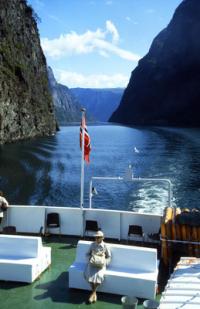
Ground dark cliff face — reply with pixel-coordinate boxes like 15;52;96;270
110;0;200;127
0;0;57;144
48;67;82;124
71;88;124;122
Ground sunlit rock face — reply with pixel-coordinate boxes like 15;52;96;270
0;0;57;144
110;0;200;127
47;67;82;125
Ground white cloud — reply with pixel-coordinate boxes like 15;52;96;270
41;21;140;62
106;20;119;44
55;69;129;88
42;29;103;57
93;39;139;61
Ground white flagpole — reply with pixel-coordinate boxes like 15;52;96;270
80;108;86;209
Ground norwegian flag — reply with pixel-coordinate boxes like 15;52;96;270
80;115;91;163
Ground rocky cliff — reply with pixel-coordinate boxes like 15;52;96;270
71;88;124;122
110;0;200;127
0;0;57;144
48;67;82;124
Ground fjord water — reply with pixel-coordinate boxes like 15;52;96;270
0;125;200;214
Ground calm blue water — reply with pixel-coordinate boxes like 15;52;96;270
0;125;200;214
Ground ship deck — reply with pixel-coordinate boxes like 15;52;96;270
0;235;162;309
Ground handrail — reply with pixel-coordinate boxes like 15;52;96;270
161;237;200;245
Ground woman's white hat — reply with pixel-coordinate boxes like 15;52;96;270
94;230;104;238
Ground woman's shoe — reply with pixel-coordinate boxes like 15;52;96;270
88;293;94;304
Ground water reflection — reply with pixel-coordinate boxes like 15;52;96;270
0;125;200;214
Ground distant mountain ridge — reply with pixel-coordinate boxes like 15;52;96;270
48;67;82;124
71;88;124;122
110;0;200;127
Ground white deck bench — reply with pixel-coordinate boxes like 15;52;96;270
68;240;158;299
0;235;51;283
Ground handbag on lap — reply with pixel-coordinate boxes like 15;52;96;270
90;252;105;268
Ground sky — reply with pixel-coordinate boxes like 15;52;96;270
28;0;183;88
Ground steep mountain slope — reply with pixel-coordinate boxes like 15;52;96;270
71;88;124;122
48;67;82;124
110;0;200;127
0;0;56;144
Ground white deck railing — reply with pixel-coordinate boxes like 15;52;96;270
1;205;161;240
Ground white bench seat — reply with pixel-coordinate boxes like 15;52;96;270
0;235;51;283
69;240;158;299
106;268;156;279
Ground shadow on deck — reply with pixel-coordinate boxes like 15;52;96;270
0;235;162;309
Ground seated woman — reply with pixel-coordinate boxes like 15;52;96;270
0;191;9;225
84;230;111;304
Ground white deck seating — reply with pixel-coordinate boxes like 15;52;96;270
68;240;158;299
0;235;51;283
